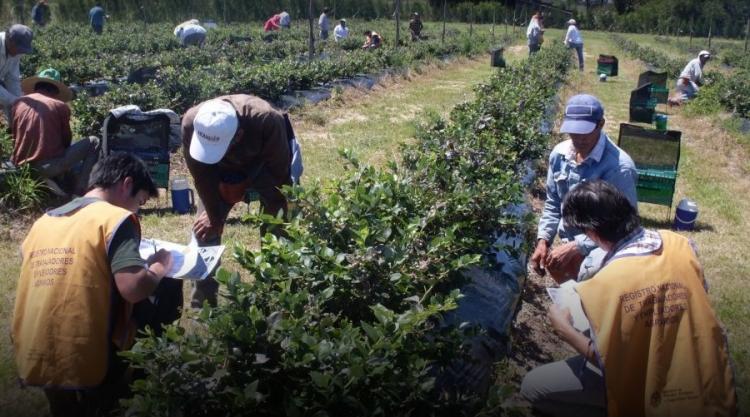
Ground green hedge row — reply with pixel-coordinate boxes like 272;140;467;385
121;44;571;417
42;22;496;138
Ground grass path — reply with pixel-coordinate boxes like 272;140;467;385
0;55;496;416
508;30;750;411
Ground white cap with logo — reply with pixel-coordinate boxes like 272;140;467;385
189;100;239;164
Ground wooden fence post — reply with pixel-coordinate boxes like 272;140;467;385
308;0;315;60
745;17;749;53
395;0;401;46
505;8;508;36
16;0;25;24
442;0;446;44
492;7;496;43
708;22;712;50
469;5;474;37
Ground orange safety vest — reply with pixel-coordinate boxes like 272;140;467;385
12;200;139;389
577;230;737;417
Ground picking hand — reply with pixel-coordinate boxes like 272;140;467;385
193;211;224;242
544;241;584;284
530;239;549;276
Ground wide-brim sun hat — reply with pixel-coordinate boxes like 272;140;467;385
567;19;576;25
189;99;239;164
560;94;605;135
698;50;711;58
21;68;73;102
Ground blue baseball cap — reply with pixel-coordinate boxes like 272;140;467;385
560;94;604;134
7;24;33;54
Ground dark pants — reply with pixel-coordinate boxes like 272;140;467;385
529;43;541;55
31;136;100;195
92;24;103;34
320;29;329;40
132;277;184;336
191;183;289;308
182;32;206;47
44;348;129;417
569;42;584;70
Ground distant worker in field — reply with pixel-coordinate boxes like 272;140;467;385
530;94;637;284
279;11;291;29
31;0;51;27
319;7;330;40
12;152;176;417
675;50;711;101
89;2;107;34
264;11;291;32
334;18;349;42
13;68;99;196
182;95;302;308
564;19;584;71
526;12;544;55
522;180;737;417
409;12;423;41
362;30;382;50
174;19;207;47
0;24;33;124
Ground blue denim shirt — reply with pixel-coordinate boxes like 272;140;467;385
537;132;638;254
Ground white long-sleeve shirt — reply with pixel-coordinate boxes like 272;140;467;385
565;25;582;45
526;17;540;37
334;24;349;41
0;32;22;109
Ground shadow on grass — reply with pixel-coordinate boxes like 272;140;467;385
641;215;715;232
139;206;183;217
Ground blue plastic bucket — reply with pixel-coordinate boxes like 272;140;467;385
673;198;698;231
170;177;194;214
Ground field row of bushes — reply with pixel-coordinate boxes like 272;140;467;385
27;21;496;83
612;34;750;119
120;44;571;417
652;35;749;69
20;22;496;139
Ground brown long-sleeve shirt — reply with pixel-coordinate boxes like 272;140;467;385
11;93;72;165
182;94;290;225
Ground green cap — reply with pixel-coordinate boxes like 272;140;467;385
37;68;62;82
21;67;73;102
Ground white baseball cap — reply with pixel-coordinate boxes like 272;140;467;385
189;100;239;164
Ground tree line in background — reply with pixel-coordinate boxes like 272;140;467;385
2;0;435;25
1;0;748;39
585;0;750;39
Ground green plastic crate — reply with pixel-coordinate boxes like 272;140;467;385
597;63;615;76
145;161;169;189
635;168;677;207
650;86;669;104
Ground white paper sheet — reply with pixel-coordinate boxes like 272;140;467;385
139;237;224;281
547;280;591;332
